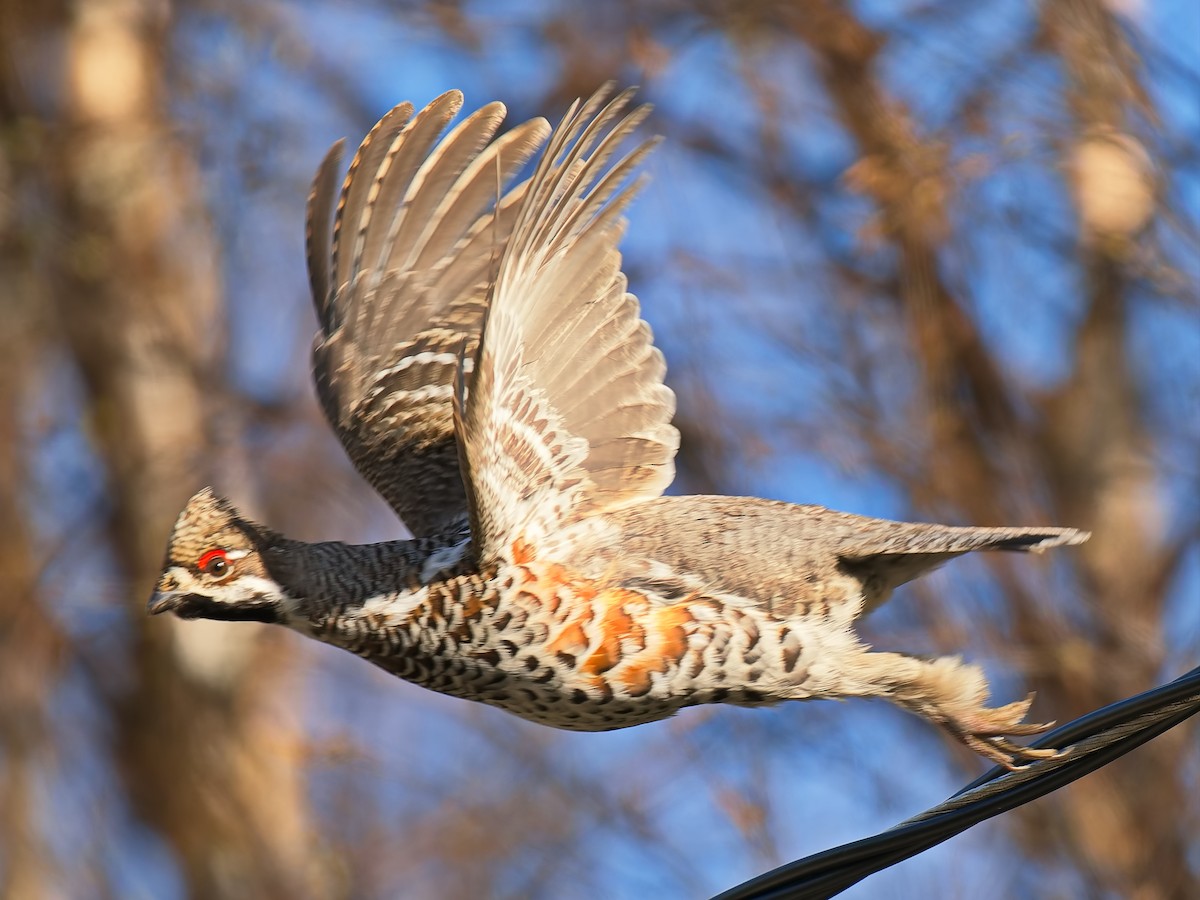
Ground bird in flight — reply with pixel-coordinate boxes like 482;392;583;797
149;87;1087;768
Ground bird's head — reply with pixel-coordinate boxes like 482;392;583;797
148;487;288;624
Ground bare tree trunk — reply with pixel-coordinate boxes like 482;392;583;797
0;0;324;895
0;147;64;900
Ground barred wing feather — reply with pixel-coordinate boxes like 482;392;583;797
307;92;550;536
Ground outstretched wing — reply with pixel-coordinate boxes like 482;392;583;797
455;87;679;565
308;92;550;536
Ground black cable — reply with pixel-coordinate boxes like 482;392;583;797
712;665;1200;900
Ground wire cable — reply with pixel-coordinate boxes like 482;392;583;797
712;665;1200;900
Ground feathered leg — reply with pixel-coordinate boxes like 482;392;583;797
830;649;1059;769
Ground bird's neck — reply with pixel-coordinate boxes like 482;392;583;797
266;529;473;631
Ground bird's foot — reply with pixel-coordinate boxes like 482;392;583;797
942;694;1061;770
847;651;1064;769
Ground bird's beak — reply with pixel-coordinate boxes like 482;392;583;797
147;591;186;616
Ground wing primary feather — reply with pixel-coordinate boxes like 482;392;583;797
331;102;414;294
359;92;464;282
357;93;464;340
356;93;468;280
426;181;530;303
363;118;547;369
306;139;345;331
512;90;601;245
525;88;641;253
548;137;659;253
409;118;550;275
382;100;507;279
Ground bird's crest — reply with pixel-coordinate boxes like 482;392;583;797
165;488;267;572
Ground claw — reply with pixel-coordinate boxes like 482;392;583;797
943;701;1061;770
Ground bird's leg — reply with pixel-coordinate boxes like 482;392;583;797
835;649;1060;769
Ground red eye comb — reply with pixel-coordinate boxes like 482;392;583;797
198;549;227;571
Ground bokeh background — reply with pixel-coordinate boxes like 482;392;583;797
2;1;1198;897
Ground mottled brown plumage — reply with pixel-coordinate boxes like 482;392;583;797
150;87;1088;769
307;92;550;537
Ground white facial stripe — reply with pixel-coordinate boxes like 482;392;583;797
226;574;286;601
167;565;193;586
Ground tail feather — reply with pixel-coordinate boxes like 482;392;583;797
952;526;1090;555
843;525;1089;612
838;523;1090;560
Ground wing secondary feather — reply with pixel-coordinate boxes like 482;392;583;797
455;86;679;565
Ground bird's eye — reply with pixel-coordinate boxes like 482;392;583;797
198;548;232;578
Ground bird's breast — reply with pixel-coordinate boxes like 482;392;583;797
328;558;842;730
406;559;818;729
